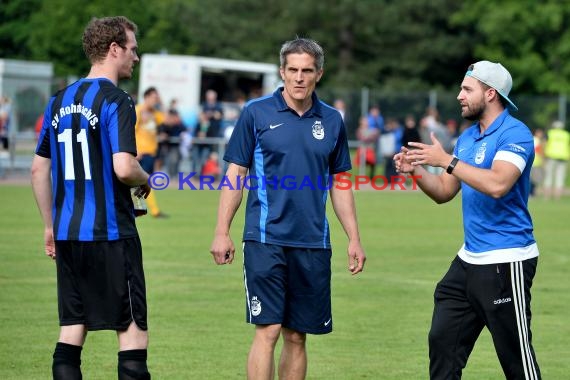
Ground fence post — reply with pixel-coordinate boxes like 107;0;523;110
558;93;567;124
429;89;437;109
361;87;369;118
359;87;369;177
218;139;225;171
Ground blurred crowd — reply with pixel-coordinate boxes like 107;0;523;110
339;98;570;196
131;87;246;182
531;120;570;199
128;87;243;217
350;102;464;182
133;88;469;188
0;95;12;153
6;86;570;200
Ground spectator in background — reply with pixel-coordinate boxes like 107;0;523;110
421;107;452;153
200;151;222;180
419;107;452;173
192;89;224;173
202;89;224;139
366;104;384;167
543;120;570;200
157;109;186;177
367;104;384;132
0;96;12;150
334;98;353;132
222;117;236;175
530;128;546;196
135;87;168;218
446;118;460;148
223;122;235;143
35;113;45;141
459;119;472;135
179;129;193;168
400;114;422;188
401;114;422;148
192;112;211;173
355;115;379;179
168;98;179;113
236;91;247;111
333;98;347;121
380;118;403;181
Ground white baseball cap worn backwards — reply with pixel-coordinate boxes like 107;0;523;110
466;61;518;111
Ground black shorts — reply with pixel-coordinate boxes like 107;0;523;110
55;237;148;331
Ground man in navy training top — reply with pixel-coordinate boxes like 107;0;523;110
32;16;152;380
210;37;366;380
395;61;541;380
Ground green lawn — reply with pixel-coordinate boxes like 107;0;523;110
0;185;568;379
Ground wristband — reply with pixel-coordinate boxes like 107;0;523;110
446;156;459;174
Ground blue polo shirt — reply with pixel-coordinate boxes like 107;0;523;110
455;109;539;264
224;87;351;248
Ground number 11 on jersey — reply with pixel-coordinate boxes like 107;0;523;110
57;128;92;180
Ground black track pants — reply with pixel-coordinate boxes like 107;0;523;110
428;256;541;380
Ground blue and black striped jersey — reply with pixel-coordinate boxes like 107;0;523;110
36;78;138;241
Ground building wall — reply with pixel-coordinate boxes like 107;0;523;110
0;59;53;132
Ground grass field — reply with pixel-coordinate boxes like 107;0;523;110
0;184;569;379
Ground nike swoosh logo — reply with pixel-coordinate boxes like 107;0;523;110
458;148;466;153
324;318;332;326
269;123;284;129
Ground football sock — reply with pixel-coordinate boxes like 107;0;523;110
52;342;82;380
118;349;150;380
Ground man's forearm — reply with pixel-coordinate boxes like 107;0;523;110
404;160;464;204
31;155;53;228
113;152;149;186
330;184;361;242
214;186;243;236
214;164;247;236
121;165;149;187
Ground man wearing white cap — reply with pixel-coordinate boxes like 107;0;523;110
394;61;541;379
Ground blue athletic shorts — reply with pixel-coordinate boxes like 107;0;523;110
243;241;332;334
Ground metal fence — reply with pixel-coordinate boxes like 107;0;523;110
0;133;374;178
2;88;569;179
317;88;569;139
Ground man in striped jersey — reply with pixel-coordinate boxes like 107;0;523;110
395;61;541;379
32;16;151;380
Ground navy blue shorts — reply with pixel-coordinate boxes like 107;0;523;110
243;241;332;334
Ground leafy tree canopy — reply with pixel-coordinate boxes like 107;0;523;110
1;0;568;95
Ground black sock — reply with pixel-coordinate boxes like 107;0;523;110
52;342;82;380
118;349;150;380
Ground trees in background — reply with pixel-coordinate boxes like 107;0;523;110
1;0;569;95
452;0;570;95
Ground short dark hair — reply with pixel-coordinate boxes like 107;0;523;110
82;16;137;64
479;82;507;108
279;38;324;71
143;87;158;98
